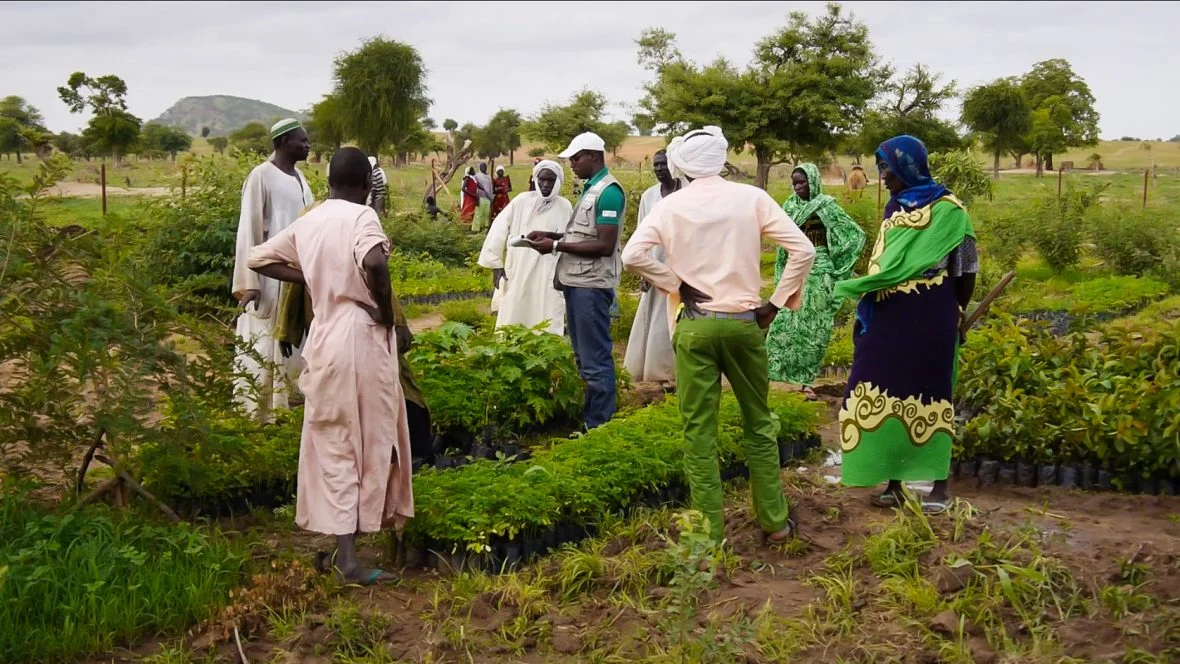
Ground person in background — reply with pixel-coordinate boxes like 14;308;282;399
425;195;447;221
473;162;494;232
765;163;865;398
477;160;571;335
248;147;413;586
460;167;478;223
624;149;684;386
231;118;314;422
525;132;626;430
368;156;388;216
835;135;977;514
621;126;816;545
527;156;542;191
491;165;512;219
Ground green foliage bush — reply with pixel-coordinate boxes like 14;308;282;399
1028;183;1104;274
1007;274;1169;315
406;392;823;553
611;291;641;343
1088;206;1180;285
440;299;495;331
0;494;246;662
958;314;1180;480
929;149;993;205
407;322;583;436
385;212;483;267
390;251;487;298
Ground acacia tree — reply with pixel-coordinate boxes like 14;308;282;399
332;36;430;160
857;64;961;157
961;78;1031;179
1021;58;1099;170
57;72;141;164
208;136;229;155
521;89;628;155
638;3;887;189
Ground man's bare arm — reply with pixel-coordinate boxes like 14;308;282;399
361;244;395;328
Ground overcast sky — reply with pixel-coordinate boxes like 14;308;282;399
4;1;1176;140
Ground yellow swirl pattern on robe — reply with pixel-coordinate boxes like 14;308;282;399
866;195;965;276
838;382;954;452
876;272;947;301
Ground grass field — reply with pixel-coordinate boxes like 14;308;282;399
2;137;1175;195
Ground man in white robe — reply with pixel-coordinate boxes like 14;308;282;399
477;160;570;335
231;118;315;422
624;149;685;384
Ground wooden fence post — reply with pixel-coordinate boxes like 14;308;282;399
1143;168;1149;209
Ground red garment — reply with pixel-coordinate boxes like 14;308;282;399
460;176;478;222
491;175;512;219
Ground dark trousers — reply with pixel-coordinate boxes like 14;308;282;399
564;286;617;429
406;400;434;461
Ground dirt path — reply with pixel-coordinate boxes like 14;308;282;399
45;182;172;197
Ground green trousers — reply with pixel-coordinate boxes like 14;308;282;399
674;316;790;542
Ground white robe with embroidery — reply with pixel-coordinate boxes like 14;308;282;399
477;192;571;335
231;160;315;421
624;184;677;383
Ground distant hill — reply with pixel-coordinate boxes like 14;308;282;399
150;95;305;137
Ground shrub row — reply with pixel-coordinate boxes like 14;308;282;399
403;392;824;565
956;313;1180;490
389;250;487;299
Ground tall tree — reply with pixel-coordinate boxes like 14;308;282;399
442;118;458;132
332;36;430;159
0;96;47;163
480;109;523;164
208;136;229;155
1024;99;1071;177
857;63;961;157
960;78;1031;179
521;89;628;154
57;72;140;164
306;94;346;162
1020;58;1099;170
141;123;192;160
200;126;211;138
227;122;270;156
638;3;887;188
631;112;655;137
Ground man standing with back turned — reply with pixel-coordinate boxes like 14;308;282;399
526;132;626;429
622;126;816;544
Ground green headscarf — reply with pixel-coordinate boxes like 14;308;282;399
833;195;974;301
776;164;865;280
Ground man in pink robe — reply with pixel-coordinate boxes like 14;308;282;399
248;147;413;585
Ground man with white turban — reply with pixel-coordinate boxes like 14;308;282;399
478;160;571;335
621;126;817;544
232;118;315;422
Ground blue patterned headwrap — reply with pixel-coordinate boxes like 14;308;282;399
875;135;950;218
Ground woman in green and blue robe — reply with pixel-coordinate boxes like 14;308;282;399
766;163;866;395
835;136;977;512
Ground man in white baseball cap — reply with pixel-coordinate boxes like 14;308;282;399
526;131;626;429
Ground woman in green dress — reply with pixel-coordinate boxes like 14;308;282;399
766;163;866;397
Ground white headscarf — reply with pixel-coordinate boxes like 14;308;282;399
495;165;505;176
531;159;564;214
667;125;728;180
